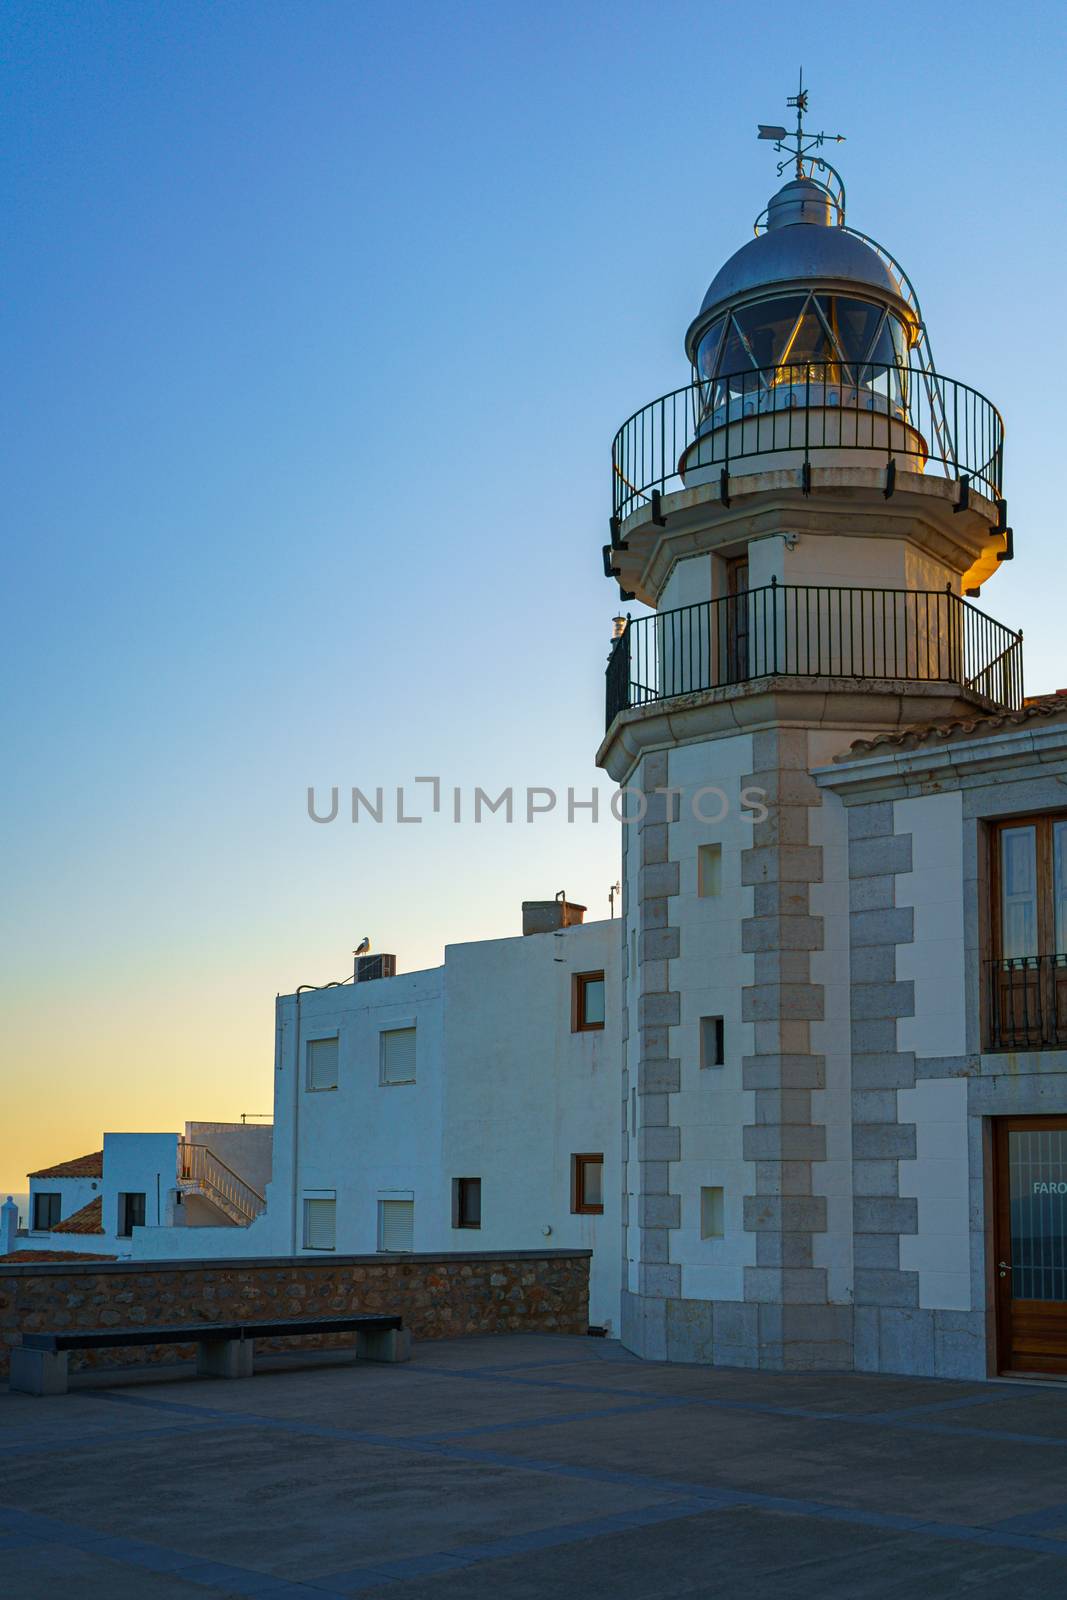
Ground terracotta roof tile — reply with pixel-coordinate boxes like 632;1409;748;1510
52;1197;104;1235
28;1150;103;1180
0;1250;117;1263
837;692;1067;761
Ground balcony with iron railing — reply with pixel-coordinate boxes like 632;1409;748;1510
611;361;1004;527
605;581;1023;731
986;956;1067;1052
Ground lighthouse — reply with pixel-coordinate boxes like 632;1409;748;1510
600;83;1021;1370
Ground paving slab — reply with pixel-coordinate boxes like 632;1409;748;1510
2;1332;1066;1599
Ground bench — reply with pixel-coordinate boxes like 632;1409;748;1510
9;1313;411;1396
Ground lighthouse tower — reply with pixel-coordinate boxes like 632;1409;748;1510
600;85;1020;1369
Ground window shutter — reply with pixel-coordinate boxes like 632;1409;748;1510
379;1198;414;1252
307;1037;339;1090
304;1197;336;1250
381;1027;416;1084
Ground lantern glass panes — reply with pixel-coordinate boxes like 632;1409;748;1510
696;292;912;418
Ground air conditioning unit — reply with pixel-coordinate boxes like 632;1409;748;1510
355;953;397;983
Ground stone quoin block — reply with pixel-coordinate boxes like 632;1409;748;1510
846;801;895;840
849;834;913;879
853;1269;920;1308
849;907;915;947
853;1196;919;1235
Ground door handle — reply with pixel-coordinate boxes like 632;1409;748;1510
998;1260;1010;1278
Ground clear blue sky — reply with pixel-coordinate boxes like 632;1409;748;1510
2;0;1065;1190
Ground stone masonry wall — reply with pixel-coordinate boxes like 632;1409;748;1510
0;1249;591;1378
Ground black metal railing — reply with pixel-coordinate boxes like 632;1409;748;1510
611;363;1004;524
605;581;1023;729
987;956;1067;1051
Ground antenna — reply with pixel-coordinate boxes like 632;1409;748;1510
757;69;845;184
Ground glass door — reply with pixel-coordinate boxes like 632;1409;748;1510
994;1116;1067;1375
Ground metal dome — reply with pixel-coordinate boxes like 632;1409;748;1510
684;180;912;362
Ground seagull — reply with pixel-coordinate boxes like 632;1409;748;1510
354;937;371;957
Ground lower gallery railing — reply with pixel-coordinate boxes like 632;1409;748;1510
605;581;1023;729
987;956;1067;1052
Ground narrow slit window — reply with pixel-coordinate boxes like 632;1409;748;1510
698;843;722;898
700;1016;725;1068
700;1186;725;1239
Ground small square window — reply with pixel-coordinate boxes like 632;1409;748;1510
452;1177;481;1229
574;972;606;1031
700;1016;725;1068
378;1198;414;1252
572;1154;604;1214
698;843;722;897
304;1196;336;1250
307;1036;339;1091
381;1027;416;1084
700;1186;724;1239
33;1192;61;1231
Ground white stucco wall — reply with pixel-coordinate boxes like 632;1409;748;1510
442;921;620;1328
808;728;859;1305
894;792;966;1060
185;1122;273;1199
104;1132;180;1237
659;554;713;613
667;733;757;1301
898;1076;971;1311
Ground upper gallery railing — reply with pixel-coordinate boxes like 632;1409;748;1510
605;581;1023;730
611;362;1004;525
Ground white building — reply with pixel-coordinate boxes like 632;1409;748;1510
8;1121;272;1258
125;903;622;1329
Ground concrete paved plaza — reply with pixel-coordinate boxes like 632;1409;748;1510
2;1333;1067;1598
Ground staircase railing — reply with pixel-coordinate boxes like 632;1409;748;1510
178;1142;265;1224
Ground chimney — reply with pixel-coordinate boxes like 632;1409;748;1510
355;954;397;982
521;896;587;937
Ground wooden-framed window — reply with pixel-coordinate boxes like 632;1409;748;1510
571;1153;604;1214
452;1177;481;1229
33;1192;61;1230
573;972;605;1032
987;814;1067;1050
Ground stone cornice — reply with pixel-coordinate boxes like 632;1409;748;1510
812;719;1067;802
596;678;998;785
612;465;1003;607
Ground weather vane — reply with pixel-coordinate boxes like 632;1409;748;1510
757;69;845;182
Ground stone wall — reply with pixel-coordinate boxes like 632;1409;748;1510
0;1248;591;1378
